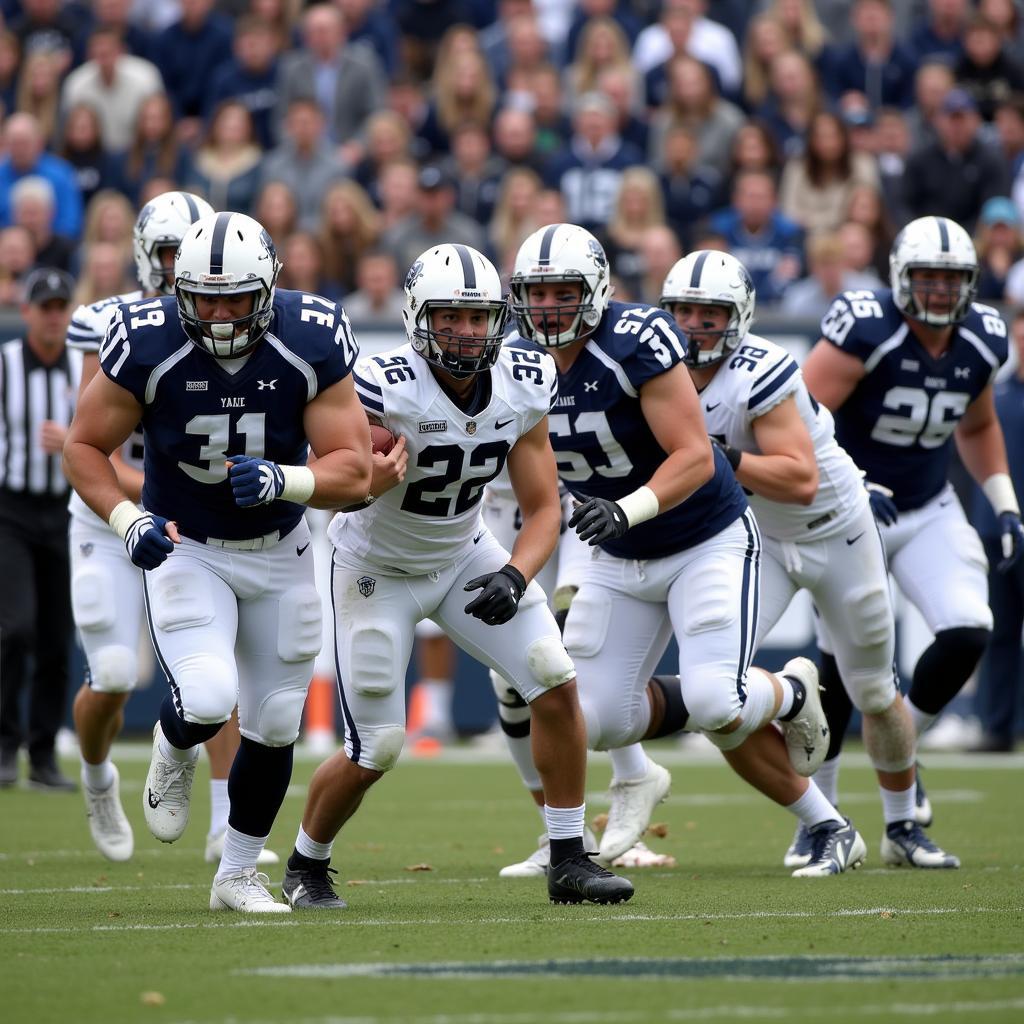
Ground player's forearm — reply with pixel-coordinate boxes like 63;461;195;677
63;441;132;520
508;501;561;583
957;420;1010;488
304;448;373;509
735;453;818;506
645;441;714;514
111;455;144;504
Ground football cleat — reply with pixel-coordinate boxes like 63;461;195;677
782;821;814;869
142;723;197;843
914;762;934;827
880;820;960;869
205;828;280;866
499;828;598;878
282;863;348;909
84;764;133;862
778;657;830;777
548;852;634;904
210;868;291;912
791;817;867;877
598;758;671;864
610;840;677;869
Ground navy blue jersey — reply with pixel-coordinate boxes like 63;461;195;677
99;289;357;540
820;288;1008;511
517;299;747;560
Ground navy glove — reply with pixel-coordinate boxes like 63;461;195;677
866;482;898;526
710;436;742;471
464;564;527;625
997;511;1024;573
124;513;174;570
569;496;629;546
226;454;285;507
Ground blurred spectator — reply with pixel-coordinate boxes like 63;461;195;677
60;26;163;152
636;222;682;305
74;187;134;276
394;0;485;83
0;225;36;308
979;0;1024;58
836;219;885;286
137;175;181;207
974;195;1024;300
421;47;497;157
532;186;567;227
648;54;744;176
844;182;897;279
249;0;301;43
597;65;650;156
728;118;783;179
565;0;642;71
824;0;917;110
566;17;639;112
525;63;571;159
205;15;282;151
741;14;793;110
903;87;1010;232
996;94;1024;177
341;248;405;324
15;45;66;145
13;176;75;271
604;165;666;296
317;178;382;295
336;0;400;78
155;0;233;139
765;0;828;63
905;59;955;146
658;123;722;248
492;106;546;176
354;110;413;207
502;12;552;89
757;49;821;157
837;97;878;156
276;2;386;159
260;97;347;232
544;90;644;234
253;179;298;246
874;105;912;225
377;158;420;231
388;70;432;163
71;239;134;305
480;0;534;87
488;165;543;274
0;31;21;115
0;114;83;239
187;99;264;214
279;230;342;302
381;164;488;275
779;110;880;236
120;92;194;205
956;14;1024;123
708;168;803;303
909;0;969;64
91;0;157;62
439;122;505;226
11;0;81;66
780;230;881;318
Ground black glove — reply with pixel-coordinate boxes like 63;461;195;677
997;511;1024;573
710;436;742;471
866;482;898;526
568;497;629;546
463;564;527;625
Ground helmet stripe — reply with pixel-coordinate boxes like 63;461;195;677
537;224;560;265
453;244;476;289
209;211;232;274
182;193;201;223
690;250;710;288
937;217;950;252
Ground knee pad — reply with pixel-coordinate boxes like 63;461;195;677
846;668;900;716
679;561;735;636
349;624;402;697
646;675;690;739
526;635;575;690
682;670;747;733
703;725;748;752
71;563;116;632
149;565;214;633
357;724;406;773
88;644;137;694
845;583;894;649
689;665;770;738
561;589;610;658
277;585;322;663
178;656;236;725
250;684;309;746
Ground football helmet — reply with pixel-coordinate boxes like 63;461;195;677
133;191;214;295
175;212;281;359
510;223;611;347
660;250;755;367
890;216;979;326
402;243;508;377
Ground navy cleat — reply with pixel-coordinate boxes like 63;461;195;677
783;821;814;869
282;862;349;909
548;851;634;904
881;821;960;869
913;762;933;827
791;817;867;877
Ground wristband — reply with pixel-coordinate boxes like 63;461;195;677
616;485;660;528
982;473;1020;516
279;464;316;504
499;563;528;594
108;499;143;540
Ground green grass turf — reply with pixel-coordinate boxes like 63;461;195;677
1;743;1022;1024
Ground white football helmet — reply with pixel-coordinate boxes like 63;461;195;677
402;243;508;377
174;212;281;359
133;191;214;295
890;216;979;326
510;223;611;347
660;250;755;367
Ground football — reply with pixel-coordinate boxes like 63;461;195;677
370;423;398;456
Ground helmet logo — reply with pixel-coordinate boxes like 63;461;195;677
586;238;607;269
405;259;424;291
258;229;277;262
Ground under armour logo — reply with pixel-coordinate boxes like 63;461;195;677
258;379;277;390
954;367;970;379
584;381;599;392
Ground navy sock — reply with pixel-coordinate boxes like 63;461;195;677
159;693;222;749
227;736;294;838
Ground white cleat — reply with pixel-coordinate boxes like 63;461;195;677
205;828;280;866
778;657;830;777
791;817;867;877
143;723;197;843
782;821;814;869
84;764;133;862
499;828;597;878
209;867;291;912
880;820;960;869
598;758;672;864
610;840;677;869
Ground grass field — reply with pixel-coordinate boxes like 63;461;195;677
1;741;1022;1024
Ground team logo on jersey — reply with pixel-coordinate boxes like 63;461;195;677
79;542;93;557
357;576;376;598
186;381;208;391
466;420;477;435
419;420;447;433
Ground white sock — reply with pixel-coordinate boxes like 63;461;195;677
880;785;916;825
420;678;453;731
815;757;840;806
81;758;114;792
215;825;270;878
158;734;199;763
906;698;938;737
609;745;649;784
544;802;585;839
503;732;542;791
786;781;843;828
294;824;334;862
208;778;229;838
776;677;796;719
735;668;778;736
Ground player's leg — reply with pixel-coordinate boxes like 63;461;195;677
408;620;456;748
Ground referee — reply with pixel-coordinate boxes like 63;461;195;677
0;268;80;790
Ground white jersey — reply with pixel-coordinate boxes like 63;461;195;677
67;290;146;527
700;334;867;542
329;343;557;574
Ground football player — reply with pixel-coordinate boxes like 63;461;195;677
803;216;1024;830
664;249;958;872
64;211;372;912
509;224;855;873
280;244;634;909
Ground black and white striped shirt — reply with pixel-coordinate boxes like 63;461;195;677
0;338;82;497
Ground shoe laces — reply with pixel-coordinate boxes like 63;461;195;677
151;757;195;809
88;786;125;831
806;819;845;861
889;820;940;852
229;867;274;897
559;851;614;878
295;863;341;901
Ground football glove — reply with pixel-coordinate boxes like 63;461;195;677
124;513;174;570
464;564;527;625
226;454;285;507
865;481;898;526
997;511;1024;573
569;496;629;546
710;436;742;471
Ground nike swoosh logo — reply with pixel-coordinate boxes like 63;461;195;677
495;418;514;429
846;532;865;546
147;790;160;809
297;542;310;556
939;497;953;507
705;403;721;412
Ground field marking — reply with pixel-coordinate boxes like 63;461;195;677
0;877;491;895
2;904;1020;936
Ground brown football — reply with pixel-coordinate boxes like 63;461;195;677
370;424;397;455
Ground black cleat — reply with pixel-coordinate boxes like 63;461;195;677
282;863;348;909
547;851;634;905
28;761;76;792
